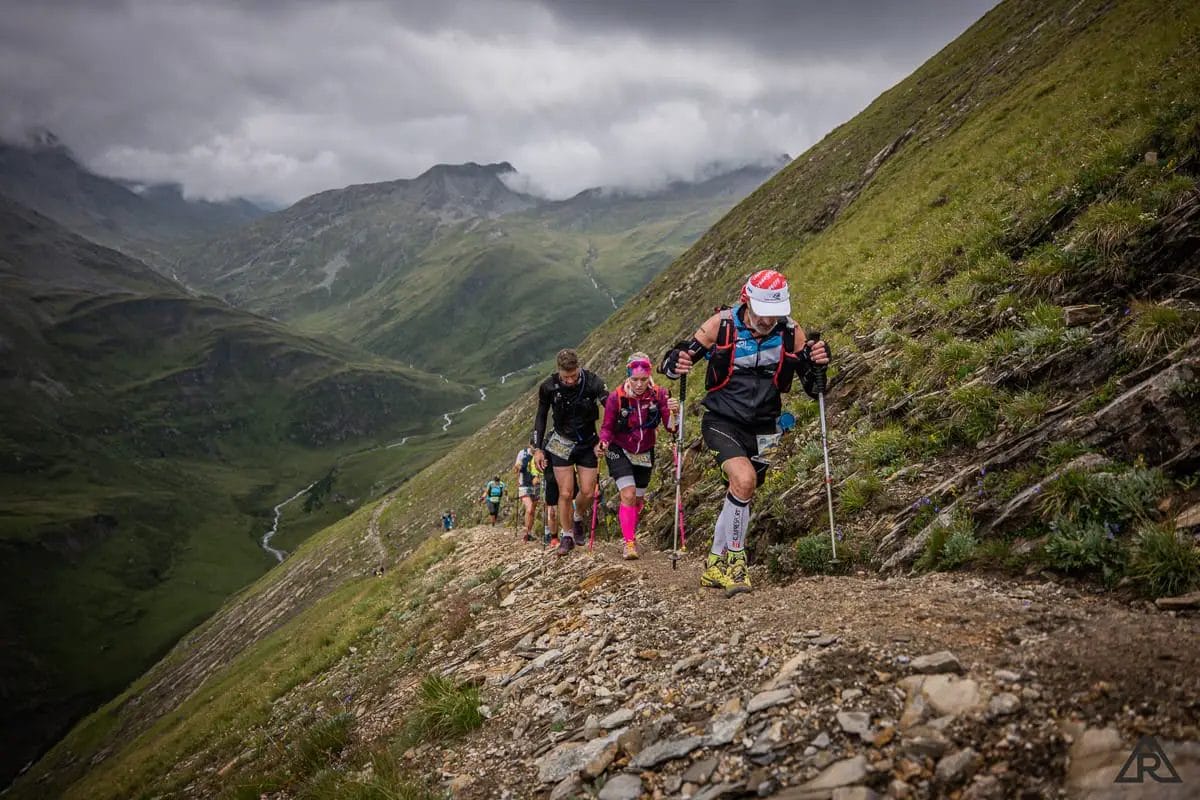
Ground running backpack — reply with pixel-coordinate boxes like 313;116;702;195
614;384;667;432
704;305;802;393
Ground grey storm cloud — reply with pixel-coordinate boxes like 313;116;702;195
0;0;996;205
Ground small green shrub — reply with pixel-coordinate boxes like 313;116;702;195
852;426;910;468
298;748;438;800
401;675;484;746
980;464;1046;502
973;537;1032;571
940;528;979;569
839;473;881;514
1128;522;1200;598
797;441;824;473
917;510;977;571
1023;302;1066;331
792;537;840;575
1043;517;1127;585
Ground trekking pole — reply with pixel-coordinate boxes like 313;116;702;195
810;331;838;565
670;374;687;570
588;488;599;553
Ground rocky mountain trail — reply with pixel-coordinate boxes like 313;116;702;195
310;525;1199;799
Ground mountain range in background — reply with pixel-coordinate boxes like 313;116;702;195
174;156;788;381
0;129;268;269
0;131;783;782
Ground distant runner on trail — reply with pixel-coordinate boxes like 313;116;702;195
480;476;506;525
598;352;678;560
513;444;541;542
441;509;456;531
532;348;607;556
660;269;830;595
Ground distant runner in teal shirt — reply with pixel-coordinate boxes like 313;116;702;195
480;477;506;525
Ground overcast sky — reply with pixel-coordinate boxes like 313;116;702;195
1;0;996;205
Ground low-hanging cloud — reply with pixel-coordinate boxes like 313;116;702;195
0;0;996;205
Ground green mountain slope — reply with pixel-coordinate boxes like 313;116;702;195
11;0;1200;796
178;162;784;381
0;198;479;784
0;131;266;269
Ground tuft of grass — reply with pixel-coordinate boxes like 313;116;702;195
1019;243;1075;296
1128;522;1200;598
1070;200;1148;261
852;426;910;468
917;510;977;571
294;747;437;800
1038;440;1090;467
400;675;483;746
1123;300;1200;359
293;712;355;777
1039;464;1167;524
930;338;983;384
839;473;881;515
1001;390;1051;432
945;384;1002;445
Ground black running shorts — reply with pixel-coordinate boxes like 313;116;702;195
486;501;500;516
701;413;774;465
547;442;599;470
604;445;654;490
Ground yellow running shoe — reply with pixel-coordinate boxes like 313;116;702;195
726;551;752;596
623;540;639;560
700;553;734;590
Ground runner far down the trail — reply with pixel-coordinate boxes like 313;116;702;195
661;269;831;597
532;348;608;557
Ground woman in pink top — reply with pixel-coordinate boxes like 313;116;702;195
597;352;679;559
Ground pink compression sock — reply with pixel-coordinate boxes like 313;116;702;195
618;504;639;542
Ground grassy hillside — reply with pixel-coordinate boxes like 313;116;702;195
0;199;485;783
11;0;1200;795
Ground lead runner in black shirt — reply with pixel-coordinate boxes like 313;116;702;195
532;348;607;556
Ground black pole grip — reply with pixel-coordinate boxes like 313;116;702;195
807;329;827;395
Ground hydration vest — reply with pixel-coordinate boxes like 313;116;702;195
613;383;666;433
704;304;802;394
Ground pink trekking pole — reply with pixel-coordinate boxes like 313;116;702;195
588;488;599;552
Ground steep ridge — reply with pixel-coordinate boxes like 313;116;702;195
13;0;1200;796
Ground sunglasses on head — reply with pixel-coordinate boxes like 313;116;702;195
626;359;652;376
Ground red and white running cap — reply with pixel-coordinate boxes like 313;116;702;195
742;269;791;316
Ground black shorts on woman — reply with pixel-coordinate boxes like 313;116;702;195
604;444;654;489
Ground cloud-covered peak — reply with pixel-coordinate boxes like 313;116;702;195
0;1;996;205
